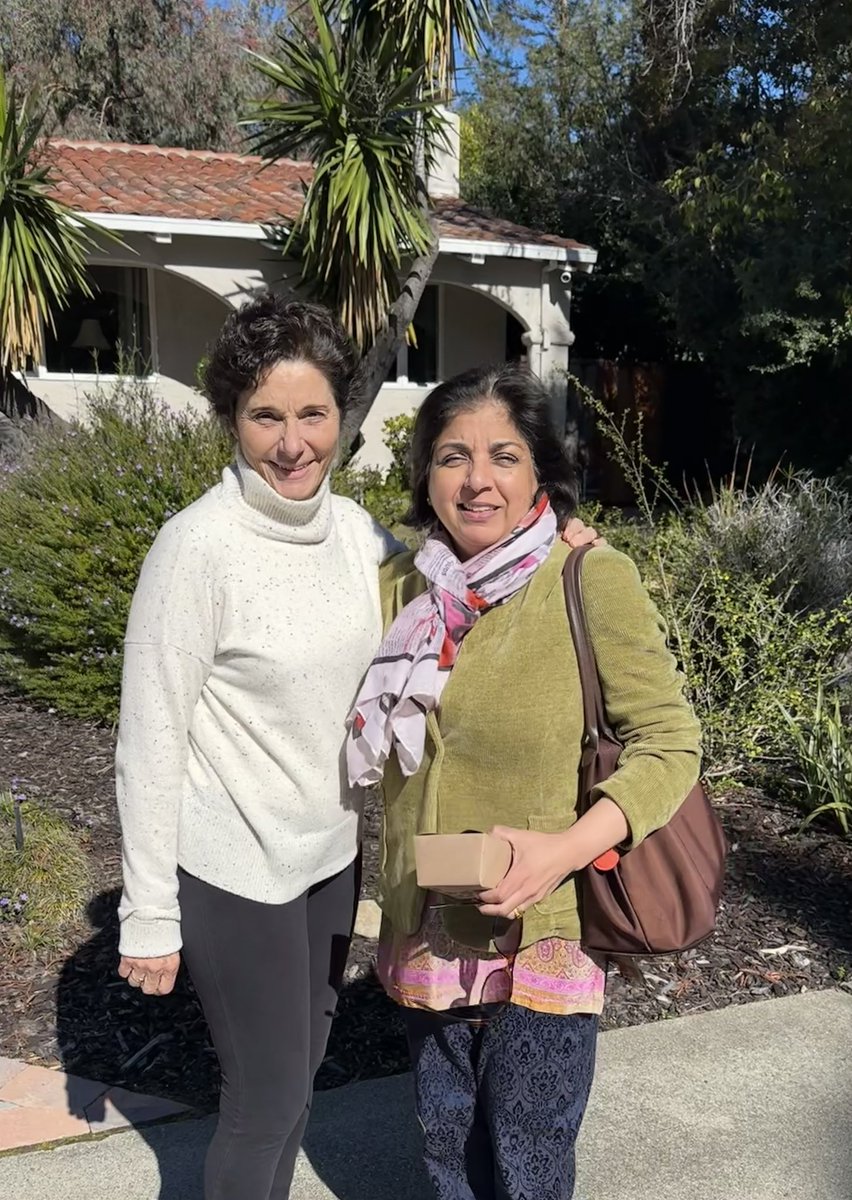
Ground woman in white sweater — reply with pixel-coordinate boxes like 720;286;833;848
116;293;597;1200
116;295;402;1200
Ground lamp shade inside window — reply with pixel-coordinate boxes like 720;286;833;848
44;265;152;375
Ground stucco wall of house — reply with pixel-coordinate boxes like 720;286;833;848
87;232;282;306
353;386;427;473
440;284;507;378
154;269;230;384
352;283;517;473
354;263;577;470
431;255;574;382
25;374;207;425
25;235;579;470
25;259;231;424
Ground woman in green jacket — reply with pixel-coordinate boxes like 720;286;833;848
347;363;701;1200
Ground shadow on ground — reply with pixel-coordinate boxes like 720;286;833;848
51;811;851;1199
56;891;213;1199
301;1072;430;1200
56;891;217;1107
54;890;412;1199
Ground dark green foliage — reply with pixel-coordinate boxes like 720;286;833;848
462;0;852;475
0;380;231;720
333;413;416;535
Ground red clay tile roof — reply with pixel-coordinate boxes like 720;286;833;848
44;139;591;252
433;198;586;249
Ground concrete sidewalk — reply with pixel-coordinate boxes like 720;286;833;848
1;989;850;1200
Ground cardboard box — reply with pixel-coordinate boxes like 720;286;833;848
414;832;512;898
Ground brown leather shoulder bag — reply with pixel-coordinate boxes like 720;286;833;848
563;546;727;958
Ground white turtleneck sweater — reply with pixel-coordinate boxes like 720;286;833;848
116;456;401;958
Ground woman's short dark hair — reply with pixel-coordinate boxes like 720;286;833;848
406;363;578;529
202;292;358;424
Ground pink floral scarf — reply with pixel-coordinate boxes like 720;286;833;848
346;495;557;786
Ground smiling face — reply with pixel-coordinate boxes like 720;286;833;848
427;399;540;559
233;359;341;501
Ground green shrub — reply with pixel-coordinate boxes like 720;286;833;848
0;388;416;721
649;509;852;777
649;475;852;772
334;412;416;535
0;379;231;721
582;387;852;784
0;790;91;949
333;462;412;530
593;507;660;577
662;558;852;773
381;413;415;491
779;685;852;835
684;471;852;613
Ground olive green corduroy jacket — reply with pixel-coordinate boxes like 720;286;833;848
376;542;702;952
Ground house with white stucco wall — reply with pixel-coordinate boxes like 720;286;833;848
32;122;597;469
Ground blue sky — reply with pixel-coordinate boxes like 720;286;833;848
201;0;512;103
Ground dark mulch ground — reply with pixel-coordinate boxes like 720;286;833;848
1;691;851;1111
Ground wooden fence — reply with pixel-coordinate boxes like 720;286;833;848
567;359;731;505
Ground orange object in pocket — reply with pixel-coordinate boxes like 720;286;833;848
593;848;620;872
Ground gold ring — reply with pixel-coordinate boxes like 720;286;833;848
511;907;524;921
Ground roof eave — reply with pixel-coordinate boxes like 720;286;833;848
76;211;270;241
438;235;597;268
76;211;598;266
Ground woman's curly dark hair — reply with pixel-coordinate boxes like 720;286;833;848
406;363;578;530
202;292;359;424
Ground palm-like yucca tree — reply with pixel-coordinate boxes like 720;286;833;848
245;0;488;444
342;0;489;97
249;13;443;350
0;67;109;414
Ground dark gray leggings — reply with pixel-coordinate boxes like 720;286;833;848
178;859;359;1200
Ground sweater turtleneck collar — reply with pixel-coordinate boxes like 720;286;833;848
225;451;333;544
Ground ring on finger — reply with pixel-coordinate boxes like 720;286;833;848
511;906;524;921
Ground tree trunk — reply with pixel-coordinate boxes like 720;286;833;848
0;369;66;454
341;216;441;451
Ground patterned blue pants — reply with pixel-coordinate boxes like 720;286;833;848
404;1005;598;1200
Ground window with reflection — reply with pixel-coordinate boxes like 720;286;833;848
44;265;152;375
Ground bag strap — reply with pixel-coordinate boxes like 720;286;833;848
562;547;618;755
562;546;599;752
563;548;633;921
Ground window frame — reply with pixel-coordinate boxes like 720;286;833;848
28;261;160;382
383;281;445;389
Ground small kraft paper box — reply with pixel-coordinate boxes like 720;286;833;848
414;832;512;898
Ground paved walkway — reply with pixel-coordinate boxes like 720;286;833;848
0;1057;188;1151
0;989;850;1199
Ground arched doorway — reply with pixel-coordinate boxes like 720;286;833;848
438;282;530;378
359;282;536;470
152;268;230;388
